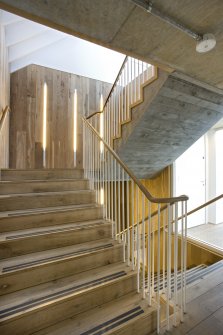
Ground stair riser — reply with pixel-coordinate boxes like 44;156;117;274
0;275;137;335
0;180;89;195
0;245;123;295
0;207;103;232
0;192;95;212
0;225;112;259
0;169;84;181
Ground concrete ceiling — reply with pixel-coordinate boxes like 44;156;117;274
0;0;222;90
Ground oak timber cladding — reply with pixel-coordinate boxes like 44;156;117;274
10;64;111;169
0;14;10;168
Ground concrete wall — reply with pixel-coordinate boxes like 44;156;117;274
0;10;10;168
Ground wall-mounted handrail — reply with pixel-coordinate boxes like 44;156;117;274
86;56;128;120
0;106;10;133
83;117;188;204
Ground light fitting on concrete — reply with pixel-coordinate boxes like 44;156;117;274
196;34;217;53
131;0;216;53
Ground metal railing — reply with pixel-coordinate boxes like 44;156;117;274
184;194;223;254
86;56;157;147
83;117;188;333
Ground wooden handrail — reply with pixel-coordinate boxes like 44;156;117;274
0;105;10;133
184;193;223;219
83;117;188;204
86;56;128;120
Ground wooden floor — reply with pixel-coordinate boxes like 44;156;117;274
164;262;223;335
188;223;223;250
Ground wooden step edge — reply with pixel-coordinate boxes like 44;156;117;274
0;169;84;172
32;292;156;335
0;270;137;324
0;203;103;219
0;178;89;185
0;189;95;198
0;241;120;277
0;220;109;243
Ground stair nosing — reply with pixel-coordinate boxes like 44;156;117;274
0;242;119;276
0;220;109;242
0;203;102;219
0;270;136;324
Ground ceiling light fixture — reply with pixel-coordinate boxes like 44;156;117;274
131;0;216;53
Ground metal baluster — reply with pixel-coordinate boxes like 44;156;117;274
184;201;187;312
127;175;130;266
137;187;140;293
127;59;130;120
181;201;184;322
157;204;161;334
174;203;178;327
163;208;166;293
131;180;135;270
118;164;121;242
114;158;117;240
122;168;125;262
142;194;145;299
148;201;151;306
166;203;171;331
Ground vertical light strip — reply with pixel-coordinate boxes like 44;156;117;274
73;89;77;166
100;94;104;153
43;82;47;167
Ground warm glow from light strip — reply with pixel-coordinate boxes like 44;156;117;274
43;83;47;167
100;94;104;153
43;83;47;150
100;187;104;205
73;89;77;165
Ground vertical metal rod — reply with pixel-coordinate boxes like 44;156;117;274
157;204;161;334
114;158;117;240
111;156;115;238
122;168;125;262
118;164;121;243
184;201;187;312
163;208;166;293
134;59;136;102
152;215;155;294
127;59;130;119
127;175;130;266
131;180;135;270
174;203;178;327
130;57;133;105
166;204;171;331
181;201;184;322
138;59;140;100
137;187;140;293
142;194;145;299
148;201;151;306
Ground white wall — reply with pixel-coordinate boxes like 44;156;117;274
0;10;10;168
10;35;125;83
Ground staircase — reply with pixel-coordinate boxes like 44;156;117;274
0;168;157;335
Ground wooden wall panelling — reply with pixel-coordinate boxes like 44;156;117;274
10;64;112;169
0;16;10;169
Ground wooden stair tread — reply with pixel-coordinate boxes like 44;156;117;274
0;263;135;322
0;219;109;242
0;178;88;184
0;189;94;199
0;238;117;275
32;292;156;335
0;203;101;218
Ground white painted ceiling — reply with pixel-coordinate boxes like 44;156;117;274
0;10;125;83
